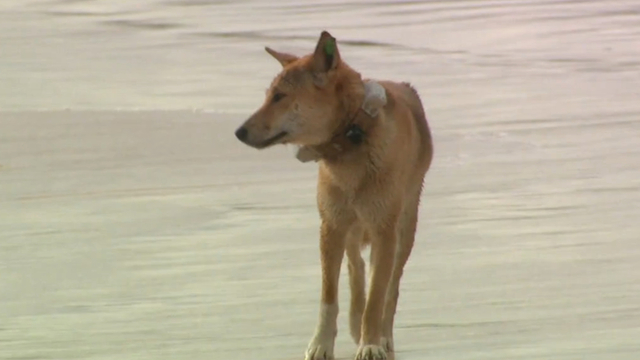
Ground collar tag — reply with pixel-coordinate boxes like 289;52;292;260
361;81;386;117
295;146;321;163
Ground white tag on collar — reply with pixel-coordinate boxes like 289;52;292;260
295;146;322;163
361;80;386;117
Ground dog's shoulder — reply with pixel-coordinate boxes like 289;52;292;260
375;80;432;162
400;82;422;103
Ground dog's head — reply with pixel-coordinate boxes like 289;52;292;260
234;31;361;149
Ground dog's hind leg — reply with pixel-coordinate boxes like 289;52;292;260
346;226;367;345
380;189;422;354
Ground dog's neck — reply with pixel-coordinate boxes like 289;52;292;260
296;80;386;163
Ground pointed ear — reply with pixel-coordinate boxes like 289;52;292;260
312;31;340;73
265;47;298;67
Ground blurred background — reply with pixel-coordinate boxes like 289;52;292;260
1;1;639;359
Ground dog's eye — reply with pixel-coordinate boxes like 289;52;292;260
272;92;286;103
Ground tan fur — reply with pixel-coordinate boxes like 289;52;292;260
235;31;433;360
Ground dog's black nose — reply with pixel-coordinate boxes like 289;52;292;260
235;127;249;142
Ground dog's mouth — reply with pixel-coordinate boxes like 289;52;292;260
257;131;288;149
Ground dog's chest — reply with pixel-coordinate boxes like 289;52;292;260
320;160;369;190
320;162;391;202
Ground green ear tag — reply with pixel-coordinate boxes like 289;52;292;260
324;38;336;56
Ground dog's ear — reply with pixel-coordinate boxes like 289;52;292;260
265;47;298;67
312;31;340;74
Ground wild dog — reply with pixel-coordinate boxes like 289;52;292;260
234;31;433;360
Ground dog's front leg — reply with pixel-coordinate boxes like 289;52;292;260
305;220;348;360
355;219;398;360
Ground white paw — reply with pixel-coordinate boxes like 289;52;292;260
381;337;394;353
305;337;335;360
355;344;387;360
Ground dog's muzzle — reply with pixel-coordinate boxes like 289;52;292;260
235;126;288;149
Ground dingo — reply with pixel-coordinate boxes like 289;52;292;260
234;31;433;360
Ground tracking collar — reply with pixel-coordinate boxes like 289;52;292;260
296;80;387;162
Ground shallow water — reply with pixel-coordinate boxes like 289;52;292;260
1;1;640;359
2;0;639;117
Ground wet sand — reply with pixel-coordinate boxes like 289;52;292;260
2;0;640;359
1;110;639;359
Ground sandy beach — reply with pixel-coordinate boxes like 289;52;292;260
2;0;640;359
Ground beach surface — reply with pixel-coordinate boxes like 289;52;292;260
2;1;640;359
